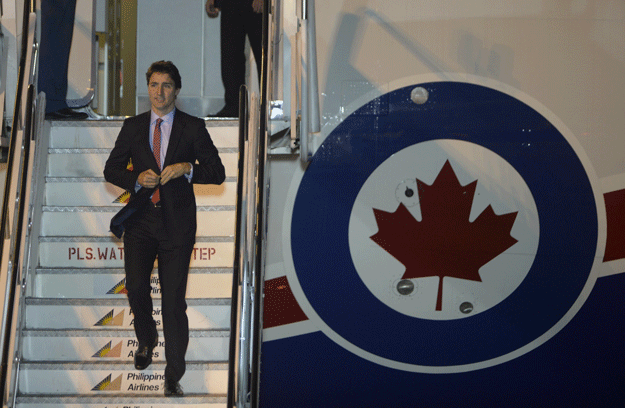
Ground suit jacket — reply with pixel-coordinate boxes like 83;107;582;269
104;109;226;245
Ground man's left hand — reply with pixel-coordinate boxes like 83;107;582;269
160;162;192;185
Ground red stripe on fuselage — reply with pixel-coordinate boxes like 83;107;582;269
604;189;625;262
263;276;308;328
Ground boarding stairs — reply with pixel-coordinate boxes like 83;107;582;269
10;117;239;407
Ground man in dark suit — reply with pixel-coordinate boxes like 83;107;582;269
103;61;225;396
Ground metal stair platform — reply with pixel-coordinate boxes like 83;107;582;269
12;118;239;407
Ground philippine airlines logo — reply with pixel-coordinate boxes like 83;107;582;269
113;190;131;204
94;309;125;327
107;277;161;296
92;341;123;358
290;81;599;373
106;278;128;295
113;159;133;204
91;374;122;391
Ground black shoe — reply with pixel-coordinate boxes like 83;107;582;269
134;334;158;370
164;379;184;396
45;108;89;120
211;106;238;118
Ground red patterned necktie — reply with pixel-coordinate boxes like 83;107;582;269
151;118;163;204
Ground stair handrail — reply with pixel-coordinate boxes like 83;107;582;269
225;0;271;406
8;90;45;408
0;1;38;403
250;0;271;404
227;84;250;407
242;91;261;406
226;0;271;405
0;83;34;408
0;0;35;260
227;86;244;408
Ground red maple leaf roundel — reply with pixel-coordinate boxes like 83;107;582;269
370;161;518;311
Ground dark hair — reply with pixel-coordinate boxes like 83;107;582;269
145;60;182;89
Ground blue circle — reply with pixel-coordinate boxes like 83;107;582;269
291;82;598;366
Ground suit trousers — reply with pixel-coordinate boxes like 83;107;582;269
123;205;193;382
220;1;263;110
39;0;76;113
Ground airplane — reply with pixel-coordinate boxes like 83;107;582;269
0;1;623;407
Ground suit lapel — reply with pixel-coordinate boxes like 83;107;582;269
163;110;185;168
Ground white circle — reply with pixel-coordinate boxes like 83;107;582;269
348;140;540;320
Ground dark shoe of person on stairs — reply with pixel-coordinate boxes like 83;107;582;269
164;379;184;397
133;334;158;370
45;108;89;120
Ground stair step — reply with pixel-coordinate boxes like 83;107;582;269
32;269;233;299
21;329;229;362
47;151;237;178
44;181;237;207
16;395;227;408
40;209;235;237
38;239;234;268
49;120;238;149
24;299;231;330
11;119;239;404
18;362;228;395
48;121;123;149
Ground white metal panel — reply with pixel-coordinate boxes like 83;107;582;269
49;123;238;149
44;181;236;206
49;124;122;149
47;152;238;178
310;0;625;178
24;304;230;330
18;365;227;394
34;272;233;299
22;334;229;361
41;210;235;237
48;153;109;178
203;124;240;149
16;403;225;408
38;242;234;268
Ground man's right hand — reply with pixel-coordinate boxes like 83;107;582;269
252;0;263;13
138;169;161;188
205;0;220;18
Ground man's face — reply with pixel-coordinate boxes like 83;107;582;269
148;72;180;116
